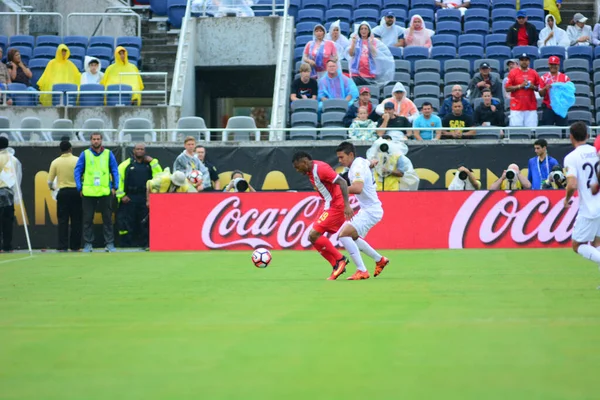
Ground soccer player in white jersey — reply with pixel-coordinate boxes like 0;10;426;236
335;141;390;280
563;122;600;269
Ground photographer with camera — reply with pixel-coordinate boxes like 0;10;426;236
541;164;567;189
224;170;256;192
367;136;419;191
527;139;559;190
490;163;532;190
448;165;481;190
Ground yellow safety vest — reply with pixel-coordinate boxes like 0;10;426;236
82;149;111;197
374;153;401;191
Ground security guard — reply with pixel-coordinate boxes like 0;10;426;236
116;143;162;248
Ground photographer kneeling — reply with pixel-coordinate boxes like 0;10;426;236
367;136;419;191
448;165;481;190
224;170;256;192
542;165;567;189
490;163;532;190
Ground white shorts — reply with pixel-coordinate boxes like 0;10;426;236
348;206;383;238
509;110;538;128
572;214;600;243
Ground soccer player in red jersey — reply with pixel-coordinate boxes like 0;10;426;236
293;151;354;280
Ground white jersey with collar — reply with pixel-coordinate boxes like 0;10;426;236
348;156;382;210
564;144;600;219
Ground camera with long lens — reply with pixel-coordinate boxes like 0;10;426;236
379;142;389;153
458;170;468;180
232;177;249;192
551;165;566;187
505;168;518;181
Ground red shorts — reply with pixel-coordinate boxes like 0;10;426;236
312;208;346;234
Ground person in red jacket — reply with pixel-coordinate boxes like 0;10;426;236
505;53;542;128
539;56;571;126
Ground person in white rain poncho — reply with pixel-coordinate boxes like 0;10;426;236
0;137;22;252
366;136;419;191
538;14;570;49
80;56;104;85
325;20;350;62
346;21;394;85
372;11;404;47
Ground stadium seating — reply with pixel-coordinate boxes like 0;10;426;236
168;0;187;29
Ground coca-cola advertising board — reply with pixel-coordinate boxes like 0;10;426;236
149;190;576;251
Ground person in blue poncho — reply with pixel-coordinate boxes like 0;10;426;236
539;56;571;126
317;60;359;111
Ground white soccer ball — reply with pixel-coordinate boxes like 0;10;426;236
187;170;202;185
252;248;272;268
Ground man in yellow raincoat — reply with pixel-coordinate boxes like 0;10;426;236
37;44;81;106
100;46;144;106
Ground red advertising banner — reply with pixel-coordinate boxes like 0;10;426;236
149;191;577;251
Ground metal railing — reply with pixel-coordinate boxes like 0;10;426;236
66;12;142;37
170;0;193;106
270;0;291;138
127;72;169;106
194;0;287;17
0;90;166;107
0;12;64;36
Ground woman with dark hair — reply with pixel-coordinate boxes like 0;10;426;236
303;24;338;79
7;48;33;88
346;21;394;85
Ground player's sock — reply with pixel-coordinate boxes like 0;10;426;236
340;237;367;272
577;244;600;264
355;238;382;262
314;236;343;267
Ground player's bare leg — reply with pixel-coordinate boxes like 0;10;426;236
338;224;370;280
308;229;348;279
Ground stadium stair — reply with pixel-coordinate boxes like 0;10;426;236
558;0;594;28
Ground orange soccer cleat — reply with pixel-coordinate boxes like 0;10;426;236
327;256;349;280
346;269;370;280
374;256;390;277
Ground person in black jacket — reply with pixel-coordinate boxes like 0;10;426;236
506;10;539;48
474;89;506;127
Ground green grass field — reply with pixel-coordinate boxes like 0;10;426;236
1;249;599;400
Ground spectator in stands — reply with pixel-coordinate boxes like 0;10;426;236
502;59;516;104
539;56;571;126
567;13;592;46
195;145;220;190
506;10;539;48
325;20;350;58
439;85;473;120
399;15;433;48
375;82;418;122
80;56;104;85
173;136;210;191
538;14;569;49
490;163;532;190
527;139;559;190
101;46;144;106
343;86;379;127
442;100;476;139
505;53;542;128
0;48;13;106
348;106;378;141
412;102;443;140
593;18;600;46
544;0;562;25
303;24;338;80
377;102;411;140
467;62;503;104
290;63;318;102
347;21;395;85
372;12;404;47
0;137;21;252
318;60;359;110
474;89;506;127
37;44;81;106
435;0;470;17
7;48;33;89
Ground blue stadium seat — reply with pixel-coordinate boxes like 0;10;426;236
383;0;409;12
468;0;489;9
52;83;78;106
523;8;544;23
79;84;105;106
116;36;143;50
100;59;110;71
520;0;543;9
325;9;352;23
403;46;429;69
458;34;484;47
356;0;382;10
388;46;403;59
464;21;488;36
35;35;61;48
106;84;133;106
436;9;461;23
167;0;187;29
512;46;539;62
492;20;513;34
288;0;300;18
353;9;379;24
435;21;461;36
411;0;435;10
295;22;316;35
72;59;84;72
69;47;86;63
408;8;434;23
330;0;354;12
431;34;457;47
458;46;484;69
302;0;328;11
28;58;48;87
445;59;471;75
492;8;516;22
0;36;7;54
32;46;56;61
9;35;34;49
123;47;140;64
540;46;566;61
485;33;507;47
294;47;304;61
150;0;168;16
486;45;511;63
298;9;324;22
594;46;600;59
7;46;32;64
63;36;88;50
568;46;593;68
530;20;544;31
431;46;456;70
295;35;312;48
87;47;113;62
474;58;502;75
7;83;36;106
88;36;114;50
493;0;516;9
464;8;489;23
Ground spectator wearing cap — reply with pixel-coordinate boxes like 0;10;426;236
506;10;538;48
48;140;81;252
290;63;318;102
474;88;506;128
375;82;419;122
567;13;592;46
439;85;473;120
467;62;503;104
412;102;443;140
505;53;542;127
538;14;569;49
502;59;517;104
539;56;571;126
372;11;405;47
435;0;470;17
343;86;379;127
377;102;411;140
